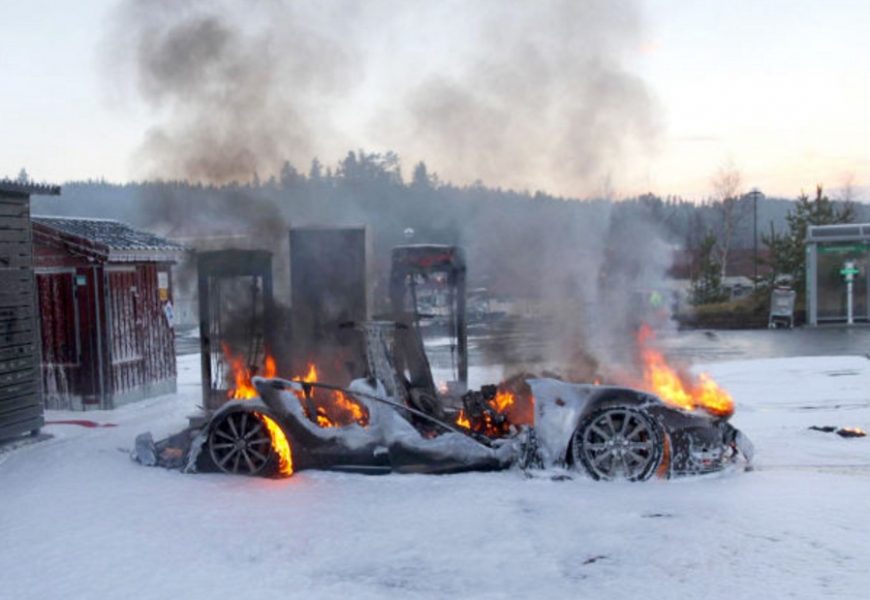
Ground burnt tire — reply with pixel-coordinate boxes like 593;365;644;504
207;408;277;477
572;405;664;482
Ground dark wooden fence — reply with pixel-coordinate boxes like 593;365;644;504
0;193;42;439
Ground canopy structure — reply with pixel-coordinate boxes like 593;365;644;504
805;223;870;325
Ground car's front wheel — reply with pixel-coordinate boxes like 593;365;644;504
572;406;664;481
207;408;277;476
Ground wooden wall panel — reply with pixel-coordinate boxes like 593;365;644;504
0;195;43;439
104;264;176;405
107;268;144;398
36;272;79;410
140;264;176;386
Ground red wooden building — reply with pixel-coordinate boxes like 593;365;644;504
32;217;185;410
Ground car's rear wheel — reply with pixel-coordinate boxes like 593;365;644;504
208;409;275;476
572;406;664;481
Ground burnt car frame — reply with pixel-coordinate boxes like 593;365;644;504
192;329;752;482
183;244;752;481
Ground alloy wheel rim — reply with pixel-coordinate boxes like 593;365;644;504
208;411;273;475
576;409;657;480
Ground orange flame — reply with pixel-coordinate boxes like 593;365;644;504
483;389;516;436
222;343;263;400
840;427;867;436
334;390;367;424
264;355;277;379
301;363;317;383
293;363;369;428
454;388;522;437
636;324;733;417
257;412;293;476
491;390;515;413
222;348;369;429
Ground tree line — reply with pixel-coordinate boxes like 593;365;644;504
29;151;864;305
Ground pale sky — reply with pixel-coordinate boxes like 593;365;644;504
2;0;870;200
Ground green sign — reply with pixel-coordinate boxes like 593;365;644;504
841;267;860;276
818;243;870;255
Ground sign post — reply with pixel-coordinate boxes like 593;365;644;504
840;261;860;325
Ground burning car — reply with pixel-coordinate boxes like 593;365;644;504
139;245;752;481
193;368;751;481
189;324;751;482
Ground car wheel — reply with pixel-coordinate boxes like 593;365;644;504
572;406;664;481
208;408;276;476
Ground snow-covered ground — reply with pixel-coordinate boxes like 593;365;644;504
3;354;870;599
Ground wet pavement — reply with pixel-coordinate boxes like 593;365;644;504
177;318;870;367
463;318;870;368
174;326;200;356
653;326;870;363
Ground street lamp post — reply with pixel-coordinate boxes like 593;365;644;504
751;188;762;289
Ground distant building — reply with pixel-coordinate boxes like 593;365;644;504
32;217;185;409
722;276;754;301
0;180;59;441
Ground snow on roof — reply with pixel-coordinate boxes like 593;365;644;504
33;215;186;262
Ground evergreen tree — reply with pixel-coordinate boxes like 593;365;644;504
411;161;431;189
691;233;727;305
279;160;301;188
762;185;854;292
308;158;323;181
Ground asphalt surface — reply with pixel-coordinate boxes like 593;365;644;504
174;326;201;356
653;326;870;363
423;318;870;372
176;318;870;366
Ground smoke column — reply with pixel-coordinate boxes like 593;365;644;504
106;0;658;195
103;0;672;377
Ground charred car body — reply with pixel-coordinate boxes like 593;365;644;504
192;371;751;481
139;244;752;481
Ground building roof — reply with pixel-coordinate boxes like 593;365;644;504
0;179;61;197
806;223;870;244
33;216;186;263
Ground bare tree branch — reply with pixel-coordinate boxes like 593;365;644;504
710;162;748;279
